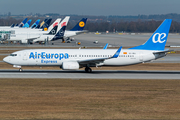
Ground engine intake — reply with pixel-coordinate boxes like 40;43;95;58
62;61;79;70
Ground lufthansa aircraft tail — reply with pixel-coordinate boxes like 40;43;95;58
129;19;172;51
40;18;52;31
36;19;48;29
70;18;87;31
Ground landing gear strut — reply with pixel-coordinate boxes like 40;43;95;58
62;38;65;43
85;67;92;73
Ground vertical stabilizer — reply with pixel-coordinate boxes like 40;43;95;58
129;19;172;50
70;18;87;31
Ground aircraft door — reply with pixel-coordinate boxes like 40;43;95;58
139;52;143;61
23;52;28;60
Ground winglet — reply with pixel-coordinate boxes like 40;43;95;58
103;43;108;49
111;46;122;58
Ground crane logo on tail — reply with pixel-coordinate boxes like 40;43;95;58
152;33;166;43
79;21;85;27
44;28;48;31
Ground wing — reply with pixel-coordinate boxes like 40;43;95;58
78;46;122;65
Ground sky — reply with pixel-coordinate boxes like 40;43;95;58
0;0;180;16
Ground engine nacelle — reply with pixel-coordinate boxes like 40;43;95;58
62;62;79;70
21;39;28;44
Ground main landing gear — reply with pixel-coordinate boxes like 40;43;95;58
85;67;92;73
19;68;23;72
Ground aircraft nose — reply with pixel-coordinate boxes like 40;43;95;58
3;56;9;63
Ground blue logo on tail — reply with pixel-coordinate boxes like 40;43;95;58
129;19;172;50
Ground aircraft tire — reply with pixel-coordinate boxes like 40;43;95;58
85;67;92;73
19;68;23;72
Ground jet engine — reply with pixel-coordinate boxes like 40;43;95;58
21;39;28;44
62;61;79;70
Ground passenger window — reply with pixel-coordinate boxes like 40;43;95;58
10;54;17;56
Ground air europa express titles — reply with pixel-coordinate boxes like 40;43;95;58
29;52;69;60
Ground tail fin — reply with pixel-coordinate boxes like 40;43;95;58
47;18;61;32
36;18;47;29
47;25;58;35
52;16;70;40
70;18;87;31
103;43;109;49
129;19;172;51
19;18;28;27
11;24;15;28
40;18;52;31
22;19;32;28
36;24;40;29
52;26;66;41
31;19;40;28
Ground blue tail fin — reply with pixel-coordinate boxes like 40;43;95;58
129;19;172;51
103;43;109;49
31;19;40;28
19;18;28;27
22;19;32;28
70;18;87;31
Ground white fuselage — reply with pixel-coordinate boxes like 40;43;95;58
3;49;166;68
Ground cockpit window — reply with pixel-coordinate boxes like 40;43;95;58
10;54;17;56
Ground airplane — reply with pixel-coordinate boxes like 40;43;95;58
0;18;62;43
3;19;172;73
7;18;62;43
32;17;69;43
